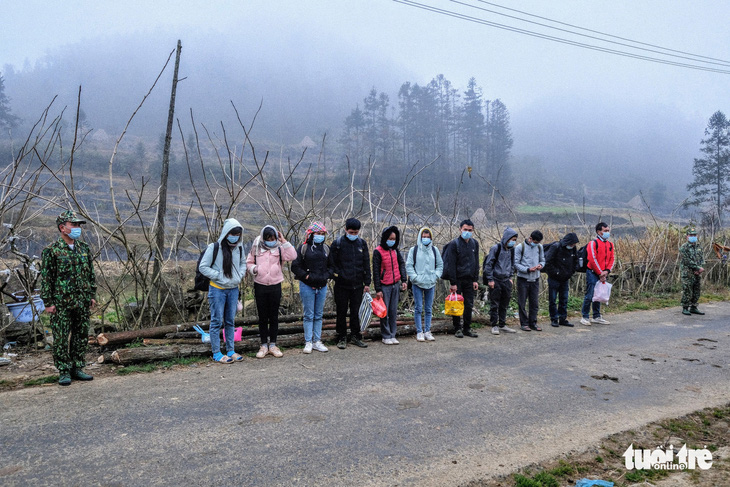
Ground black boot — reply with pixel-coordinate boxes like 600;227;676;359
71;368;93;381
682;307;691;316
689;306;705;315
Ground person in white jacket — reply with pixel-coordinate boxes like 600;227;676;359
198;218;245;363
405;227;443;341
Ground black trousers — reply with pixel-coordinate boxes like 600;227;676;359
452;280;475;331
517;277;539;327
255;282;282;344
334;284;364;340
488;279;512;326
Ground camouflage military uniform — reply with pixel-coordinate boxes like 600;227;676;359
679;240;704;308
40;228;96;375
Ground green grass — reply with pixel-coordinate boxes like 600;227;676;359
116;356;208;375
116;364;157;375
513;472;559;487
23;375;59;386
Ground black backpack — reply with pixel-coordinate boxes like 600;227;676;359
482;242;514;284
194;242;243;291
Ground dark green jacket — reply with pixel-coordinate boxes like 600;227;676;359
679;242;704;276
40;238;96;308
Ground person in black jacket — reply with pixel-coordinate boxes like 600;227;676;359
291;221;333;354
328;218;371;349
373;225;407;345
441;219;480;338
544;232;579;327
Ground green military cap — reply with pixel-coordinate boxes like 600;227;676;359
56;210;86;226
686;227;697;235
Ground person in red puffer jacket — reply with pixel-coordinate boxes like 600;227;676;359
373;225;407;345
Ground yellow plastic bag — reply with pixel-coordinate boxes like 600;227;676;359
444;292;464;317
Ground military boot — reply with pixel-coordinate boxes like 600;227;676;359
71;368;94;381
58;373;72;386
682;307;691;316
689;306;705;315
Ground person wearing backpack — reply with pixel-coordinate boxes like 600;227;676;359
543;232;579;327
198;218;245;364
405;227;443;342
442;219;481;338
328;218;371;349
373;225;408;345
514;230;546;332
483;227;519;335
581;222;615;326
246;225;298;358
291;221;332;354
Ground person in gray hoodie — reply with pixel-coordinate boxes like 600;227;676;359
514;230;546;331
198;218;245;363
405;226;444;342
482;227;518;335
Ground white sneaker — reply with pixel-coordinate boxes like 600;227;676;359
303;342;313;354
256;344;269;358
382;338;394;345
500;326;517;334
491;326;500;335
392;337;399;344
580;317;591;326
424;332;435;341
591;316;611;325
416;332;425;342
312;341;329;352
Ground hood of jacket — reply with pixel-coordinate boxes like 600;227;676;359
416;226;434;252
379;225;401;249
501;227;518;248
217;218;244;244
560;232;579;247
253;224;280;254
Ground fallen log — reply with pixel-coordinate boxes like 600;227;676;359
143;338;202;346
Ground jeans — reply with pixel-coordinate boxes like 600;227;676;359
334;284;364;340
488;279;512;327
547;277;570;321
208;286;239;355
300;282;327;343
412;285;435;333
453;280;475;331
379;284;400;339
517;277;539;327
254;282;282;344
581;270;602;319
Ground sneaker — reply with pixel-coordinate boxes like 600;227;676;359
312;341;329;352
551;320;559;327
382;338;394;345
269;345;283;358
58;373;71;386
591;317;611;325
303;342;313;354
559;320;574;327
424;332;436;341
455;329;464;338
391;337;399;344
463;329;478;338
256;345;269;358
71;369;93;381
580;317;591;326
500;326;517;333
416;332;425;342
337;339;347;349
351;337;368;348
689;306;705;315
491;326;500;335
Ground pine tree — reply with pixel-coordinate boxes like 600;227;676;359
0;74;20;130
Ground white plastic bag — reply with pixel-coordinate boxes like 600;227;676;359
592;281;613;304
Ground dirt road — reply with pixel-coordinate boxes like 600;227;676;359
2;303;729;486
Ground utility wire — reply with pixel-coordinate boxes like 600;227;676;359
393;0;730;74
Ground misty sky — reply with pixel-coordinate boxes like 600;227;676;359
3;0;729;193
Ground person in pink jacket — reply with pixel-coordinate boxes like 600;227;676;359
246;225;297;358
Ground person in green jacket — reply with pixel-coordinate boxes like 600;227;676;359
679;227;705;315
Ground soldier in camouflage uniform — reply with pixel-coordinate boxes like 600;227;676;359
40;210;97;386
679;227;705;316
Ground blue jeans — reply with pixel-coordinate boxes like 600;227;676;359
581;271;602;319
412;285;435;333
300;282;328;343
547;277;570;321
208;286;239;355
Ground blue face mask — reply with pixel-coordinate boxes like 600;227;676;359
528;241;536;247
346;233;358;241
601;232;610;240
507;240;515;248
69;228;82;240
313;234;325;244
688;236;698;243
264;240;277;248
386;239;396;248
421;238;432;246
566;245;575;250
461;231;472;240
227;235;239;244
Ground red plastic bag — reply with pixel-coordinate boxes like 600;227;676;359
371;296;387;318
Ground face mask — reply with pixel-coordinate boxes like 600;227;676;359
566;245;575;250
386;239;396;248
346;233;358;241
461;231;472;240
421;238;432;246
688;236;698;243
313;234;325;244
507;240;515;248
227;235;239;244
601;232;610;240
264;240;277;248
529;241;536;247
69;228;82;240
